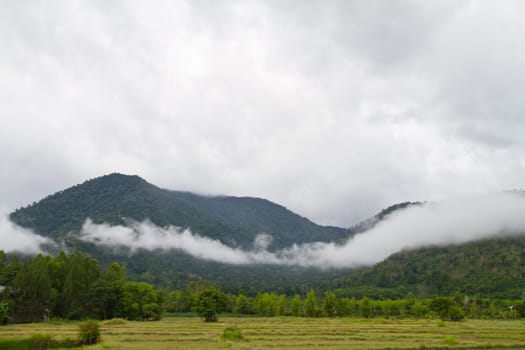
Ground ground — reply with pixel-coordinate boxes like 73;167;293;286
1;316;524;349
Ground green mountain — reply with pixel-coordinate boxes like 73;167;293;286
9;173;346;250
330;236;525;299
7;174;525;298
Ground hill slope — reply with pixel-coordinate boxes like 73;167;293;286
9;173;347;249
7;174;525;298
328;236;525;299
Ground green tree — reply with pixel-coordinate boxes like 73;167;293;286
233;294;253;314
10;255;51;322
429;297;452;320
47;251;69;317
304;289;318;317
289;294;302;316
323;291;337;317
193;288;227;322
254;293;278;316
164;290;193;313
448;304;465;321
119;281;161;320
0;255;19;286
359;297;372;318
276;295;287;316
0;301;9;325
515;302;525;318
63;253;100;319
89;263;127;319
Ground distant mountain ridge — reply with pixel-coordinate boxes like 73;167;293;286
9;173;347;250
8;173;525;298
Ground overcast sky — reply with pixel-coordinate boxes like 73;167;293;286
1;0;525;227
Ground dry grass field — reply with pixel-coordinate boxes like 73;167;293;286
1;316;525;349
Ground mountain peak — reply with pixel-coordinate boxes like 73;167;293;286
9;174;347;248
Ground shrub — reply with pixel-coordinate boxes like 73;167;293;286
448;305;465;321
220;325;245;342
441;336;458;345
77;320;101;345
28;334;53;350
104;318;127;325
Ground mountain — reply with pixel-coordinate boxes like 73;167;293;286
346;201;422;236
7;174;525;298
9;173;346;250
7;173;355;293
329;236;525;299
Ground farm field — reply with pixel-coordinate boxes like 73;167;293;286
1;316;525;350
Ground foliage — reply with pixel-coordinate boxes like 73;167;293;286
9;173;346;249
7;174;525;299
342;236;525;299
77;320;101;345
103;318;127;325
119;282;161;321
193;288;227;322
10;256;51;322
0;301;9;325
304;289;318;317
0;251;160;323
448;305;465;321
28;333;52;349
441;336;458;345
515;302;525;318
0;333;77;350
219;325;245;342
429;297;452;320
88;262;126;319
323;291;336;317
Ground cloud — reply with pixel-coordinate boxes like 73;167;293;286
0;214;55;254
2;1;525;227
79;192;525;268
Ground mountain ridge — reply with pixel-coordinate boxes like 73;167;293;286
7;173;525;298
9;173;348;250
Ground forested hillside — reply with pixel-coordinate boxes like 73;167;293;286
9;173;347;249
330;236;525;299
6;173;525;299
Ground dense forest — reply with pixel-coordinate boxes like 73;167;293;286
0;251;524;325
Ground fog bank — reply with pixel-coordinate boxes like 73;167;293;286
79;193;525;268
0;214;54;254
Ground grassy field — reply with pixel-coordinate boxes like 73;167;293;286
1;316;525;349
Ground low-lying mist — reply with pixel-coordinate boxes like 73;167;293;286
0;214;55;254
78;192;525;268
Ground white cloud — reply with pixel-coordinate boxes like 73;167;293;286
79;193;525;268
2;1;525;226
0;214;54;254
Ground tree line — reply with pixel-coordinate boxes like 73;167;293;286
1;251;524;324
0;251;161;323
165;288;525;321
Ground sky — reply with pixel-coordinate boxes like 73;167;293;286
2;0;525;227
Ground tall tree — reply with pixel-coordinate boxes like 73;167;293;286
119;281;161;320
89;263;127;319
323;291;337;317
304;289;318;317
10;255;51;322
193;288;227;322
63;253;100;319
